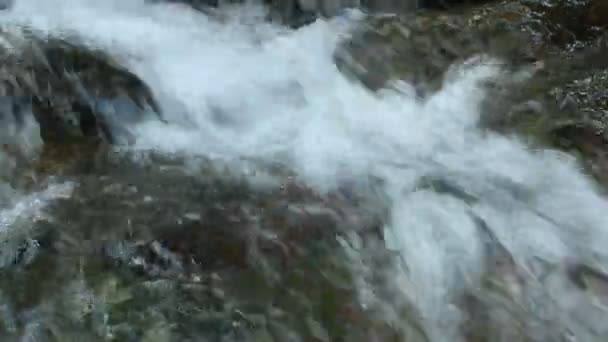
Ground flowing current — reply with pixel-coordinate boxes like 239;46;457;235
2;0;608;341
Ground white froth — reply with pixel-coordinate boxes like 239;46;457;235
2;1;608;340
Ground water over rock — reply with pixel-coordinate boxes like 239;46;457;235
0;29;162;147
1;0;608;341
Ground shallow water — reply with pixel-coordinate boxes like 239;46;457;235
1;0;608;341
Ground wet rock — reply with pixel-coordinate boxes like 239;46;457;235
588;0;608;27
301;0;362;17
0;151;397;341
335;0;608;189
0;29;162;146
523;0;608;46
146;0;220;9
362;0;417;12
335;0;608;92
567;263;608;304
548;116;608;153
0;0;12;11
275;0;502;26
544;118;608;184
0;95;42;185
335;3;536;93
283;0;498;21
478;30;608;184
164;0;497;28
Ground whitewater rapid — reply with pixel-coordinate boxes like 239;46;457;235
2;0;608;341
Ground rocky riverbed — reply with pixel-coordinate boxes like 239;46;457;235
0;0;608;341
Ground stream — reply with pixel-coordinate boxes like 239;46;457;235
1;1;608;341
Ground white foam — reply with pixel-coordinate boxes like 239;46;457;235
1;1;608;340
0;182;73;268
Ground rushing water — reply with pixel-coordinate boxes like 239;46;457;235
2;0;608;341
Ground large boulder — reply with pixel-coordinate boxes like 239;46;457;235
0;30;162;146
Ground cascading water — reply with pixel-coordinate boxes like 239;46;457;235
1;0;608;341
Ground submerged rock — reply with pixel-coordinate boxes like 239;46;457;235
0;151;400;341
